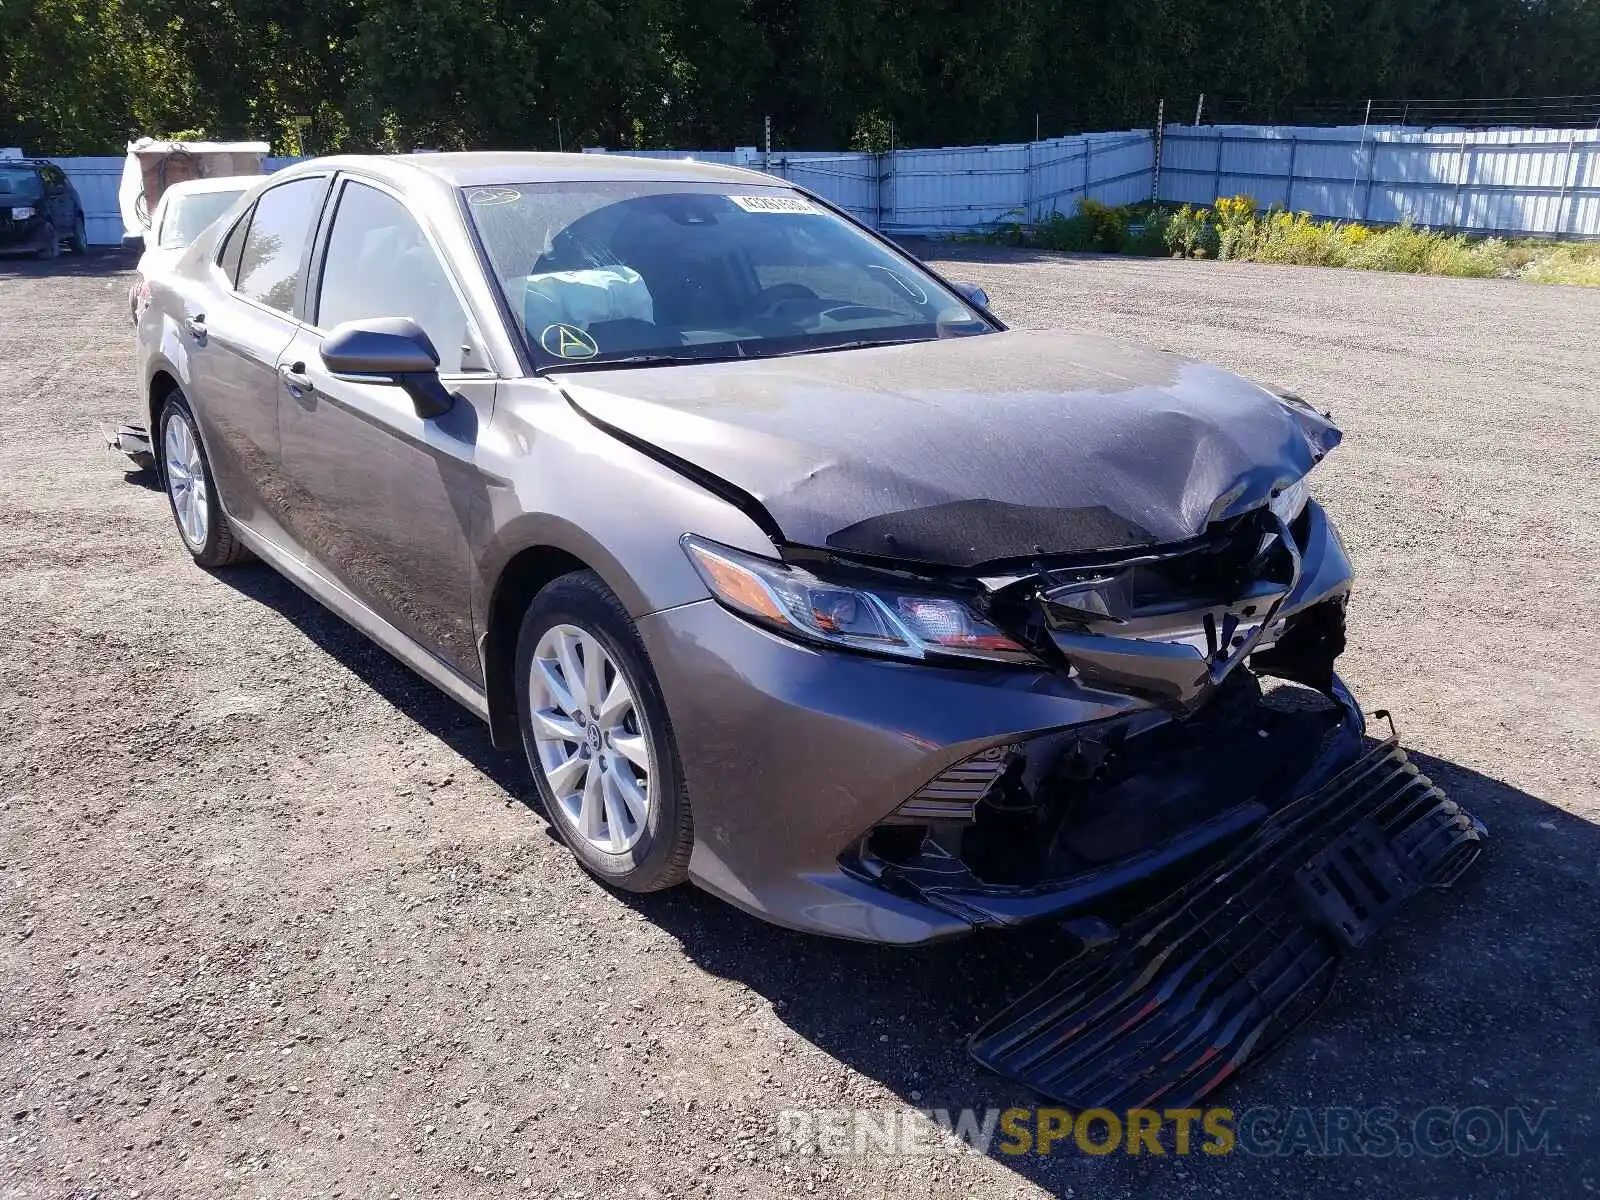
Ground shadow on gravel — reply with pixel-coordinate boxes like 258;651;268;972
190;562;1600;1193
0;247;135;279
213;563;536;804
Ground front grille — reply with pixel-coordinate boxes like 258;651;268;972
882;743;1015;824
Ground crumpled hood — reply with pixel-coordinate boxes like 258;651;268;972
554;330;1341;567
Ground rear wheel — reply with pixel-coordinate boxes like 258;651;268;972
35;222;58;260
158;394;252;568
68;214;88;255
515;571;692;891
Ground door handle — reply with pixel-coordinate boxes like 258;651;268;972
279;362;314;395
183;314;207;339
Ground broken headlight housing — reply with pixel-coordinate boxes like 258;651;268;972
1268;475;1311;525
682;535;1035;665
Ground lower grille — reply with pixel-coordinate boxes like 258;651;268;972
882;744;1015;825
968;738;1484;1109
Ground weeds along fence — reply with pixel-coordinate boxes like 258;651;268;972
53;124;1600;244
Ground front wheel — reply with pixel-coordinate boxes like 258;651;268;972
158;395;252;568
515;571;692;891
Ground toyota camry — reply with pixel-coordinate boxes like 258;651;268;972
134;152;1484;1105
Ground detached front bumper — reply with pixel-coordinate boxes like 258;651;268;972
969;734;1486;1108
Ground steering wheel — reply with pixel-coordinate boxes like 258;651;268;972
751;283;828;326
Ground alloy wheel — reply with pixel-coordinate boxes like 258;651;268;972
527;623;652;853
163;415;209;551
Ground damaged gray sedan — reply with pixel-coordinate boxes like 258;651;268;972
135;152;1483;1106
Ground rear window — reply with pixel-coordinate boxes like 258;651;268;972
0;166;43;202
160;190;246;249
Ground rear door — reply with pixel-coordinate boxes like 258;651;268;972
276;173;496;682
39;164;73;233
180;174;330;548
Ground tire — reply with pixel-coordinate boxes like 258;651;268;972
69;214;88;255
157;394;252;568
35;222;58;260
515;571;692;892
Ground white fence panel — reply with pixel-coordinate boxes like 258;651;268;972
768;153;878;224
57;157;125;245
1158;124;1600;238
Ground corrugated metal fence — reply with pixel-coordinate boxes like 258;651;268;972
599;132;1153;234
52;124;1600;243
1159;125;1600;238
55;156;124;246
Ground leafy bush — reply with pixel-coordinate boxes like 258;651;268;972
1078;198;1128;251
1519;243;1600;286
1119;209;1170;256
1031;209;1098;252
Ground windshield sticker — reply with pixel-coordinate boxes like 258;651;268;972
728;194;819;215
540;323;599;360
467;187;522;206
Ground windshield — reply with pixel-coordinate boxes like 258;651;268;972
0;167;44;203
464;181;989;367
159;189;246;248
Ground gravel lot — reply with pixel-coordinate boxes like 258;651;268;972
1;246;1596;1200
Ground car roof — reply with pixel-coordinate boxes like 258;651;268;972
287;151;776;190
160;175;259;200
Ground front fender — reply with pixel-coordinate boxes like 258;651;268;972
472;382;779;624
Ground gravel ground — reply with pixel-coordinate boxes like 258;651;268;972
1;247;1596;1200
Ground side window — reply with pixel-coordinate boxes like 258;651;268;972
315;180;473;373
217;208;251;286
236;177;326;315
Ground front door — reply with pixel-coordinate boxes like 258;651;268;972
276;176;495;683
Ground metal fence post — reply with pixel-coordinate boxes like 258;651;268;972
1284;136;1298;211
1025;139;1035;223
873;150;884;230
1211;130;1224;202
1451;139;1471;230
1084;137;1093;205
1152;98;1164;202
1361;137;1377;222
1556;133;1577;237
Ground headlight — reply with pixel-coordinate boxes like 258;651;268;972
12;206;35;220
1268;476;1311;524
682;535;1034;665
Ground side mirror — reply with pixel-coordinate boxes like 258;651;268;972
951;281;991;311
320;317;454;419
121;233;145;254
